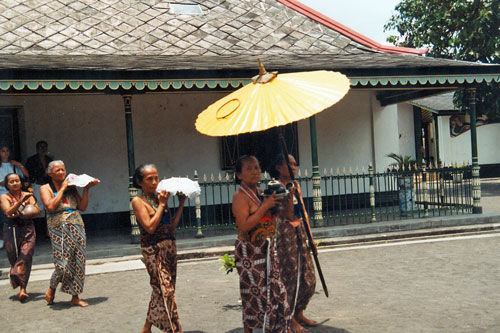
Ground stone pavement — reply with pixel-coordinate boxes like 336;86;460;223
0;231;499;332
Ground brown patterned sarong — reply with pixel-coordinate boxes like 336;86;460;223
48;223;86;295
276;217;316;313
234;237;291;332
4;221;36;289
141;239;182;333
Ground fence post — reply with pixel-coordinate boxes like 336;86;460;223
422;160;429;217
467;88;482;214
439;161;445;205
122;95;140;244
369;163;376;222
194;170;204;238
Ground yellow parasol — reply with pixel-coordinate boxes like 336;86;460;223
195;59;350;136
195;59;351;298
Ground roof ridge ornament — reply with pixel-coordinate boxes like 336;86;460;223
251;58;278;84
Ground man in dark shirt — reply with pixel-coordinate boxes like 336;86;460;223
26;140;53;185
25;140;53;237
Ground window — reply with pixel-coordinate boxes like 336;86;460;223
220;123;299;173
169;3;203;15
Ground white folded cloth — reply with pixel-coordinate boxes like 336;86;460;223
156;177;201;199
66;173;99;187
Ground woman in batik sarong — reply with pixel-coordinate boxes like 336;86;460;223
41;160;98;307
271;154;318;333
131;163;187;333
0;173;40;302
232;155;292;333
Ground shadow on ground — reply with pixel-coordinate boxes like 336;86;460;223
225;319;351;333
47;296;108;310
222;303;242;311
481;180;500;197
7;292;44;303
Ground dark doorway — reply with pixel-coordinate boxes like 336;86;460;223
220;123;299;172
0;108;21;160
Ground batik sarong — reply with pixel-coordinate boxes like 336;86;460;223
234;237;291;332
48;223;86;295
277;217;316;313
4;221;36;289
141;239;181;333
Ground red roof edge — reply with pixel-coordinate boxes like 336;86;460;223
276;0;429;55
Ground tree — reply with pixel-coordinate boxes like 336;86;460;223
385;0;500;120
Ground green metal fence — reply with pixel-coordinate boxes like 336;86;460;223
170;164;473;233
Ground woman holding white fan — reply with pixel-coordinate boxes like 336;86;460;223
40;160;99;307
131;163;188;333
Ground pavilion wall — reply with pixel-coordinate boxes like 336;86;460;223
0;90;400;220
438;116;500;167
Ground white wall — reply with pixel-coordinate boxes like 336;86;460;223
1;94;130;213
372;99;399;171
439;116;500;165
0;91;242;214
397;103;416;159
0;89;392;214
314;90;374;173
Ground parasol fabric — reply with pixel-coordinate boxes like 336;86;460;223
156;177;201;199
195;70;350;137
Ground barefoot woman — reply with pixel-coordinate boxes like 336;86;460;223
271;154;318;332
41;160;98;307
232;155;292;333
132;164;187;333
0;173;39;302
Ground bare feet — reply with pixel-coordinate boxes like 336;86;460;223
295;310;318;327
291;317;308;332
17;289;29;302
71;296;88;307
141;319;152;333
45;287;55;305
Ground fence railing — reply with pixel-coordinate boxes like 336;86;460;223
169;164;473;233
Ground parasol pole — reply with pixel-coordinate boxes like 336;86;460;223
278;131;329;297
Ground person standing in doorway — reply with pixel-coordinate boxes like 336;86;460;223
25;140;53;236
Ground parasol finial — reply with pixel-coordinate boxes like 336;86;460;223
258;58;267;75
252;58;278;84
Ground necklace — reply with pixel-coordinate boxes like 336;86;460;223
9;191;22;201
239;182;261;206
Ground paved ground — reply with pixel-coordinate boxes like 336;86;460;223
1;231;499;332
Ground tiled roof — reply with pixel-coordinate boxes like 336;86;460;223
411;92;458;112
0;0;490;71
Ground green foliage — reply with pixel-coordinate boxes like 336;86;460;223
219;253;235;274
306;239;323;249
385;0;500;120
387;153;417;169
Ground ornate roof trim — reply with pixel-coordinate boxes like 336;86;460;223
1;74;498;92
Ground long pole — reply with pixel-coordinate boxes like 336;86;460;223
279;132;329;297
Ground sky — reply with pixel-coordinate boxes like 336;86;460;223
298;0;402;45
